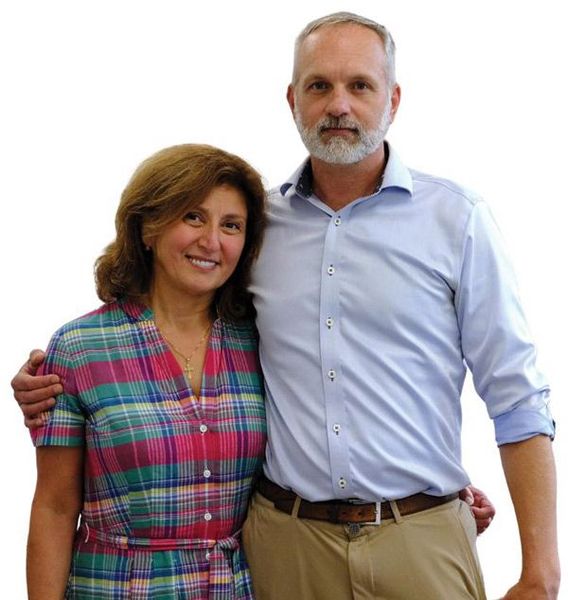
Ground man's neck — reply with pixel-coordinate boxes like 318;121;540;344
310;145;387;211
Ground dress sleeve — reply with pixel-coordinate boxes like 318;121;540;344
32;329;85;447
454;201;555;445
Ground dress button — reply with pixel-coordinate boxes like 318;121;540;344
326;317;334;329
203;469;212;478
328;369;336;380
327;265;335;275
338;477;347;489
199;424;208;433
332;423;341;434
204;512;212;521
334;217;342;226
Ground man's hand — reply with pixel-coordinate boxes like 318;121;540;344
501;576;560;599
459;485;495;535
11;350;61;428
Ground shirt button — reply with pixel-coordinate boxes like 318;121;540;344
332;423;341;435
328;369;336;380
334;217;342;226
326;317;334;329
204;512;212;521
203;469;212;478
205;552;211;560
338;477;347;489
327;265;335;275
199;424;208;433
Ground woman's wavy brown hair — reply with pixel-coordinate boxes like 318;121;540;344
95;144;266;322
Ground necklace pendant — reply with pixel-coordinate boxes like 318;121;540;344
185;362;194;380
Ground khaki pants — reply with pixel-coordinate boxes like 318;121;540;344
242;491;486;600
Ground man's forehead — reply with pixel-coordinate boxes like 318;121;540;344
300;22;385;52
295;23;387;78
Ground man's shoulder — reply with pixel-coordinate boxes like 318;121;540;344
408;167;483;209
268;183;288;201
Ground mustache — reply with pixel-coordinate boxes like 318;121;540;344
317;116;361;133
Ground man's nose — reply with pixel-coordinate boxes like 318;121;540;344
326;87;351;117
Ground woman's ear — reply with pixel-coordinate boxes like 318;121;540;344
141;224;153;251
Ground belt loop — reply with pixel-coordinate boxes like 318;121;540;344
291;495;302;519
389;500;403;524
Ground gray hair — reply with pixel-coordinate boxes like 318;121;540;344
292;12;396;87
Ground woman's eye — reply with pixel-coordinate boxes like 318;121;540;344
184;212;202;224
223;221;243;232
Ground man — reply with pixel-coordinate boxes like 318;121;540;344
13;12;557;600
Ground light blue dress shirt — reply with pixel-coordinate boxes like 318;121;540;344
250;144;554;502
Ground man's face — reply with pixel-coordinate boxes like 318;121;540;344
288;23;400;165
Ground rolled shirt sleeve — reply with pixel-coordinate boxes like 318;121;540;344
455;201;554;445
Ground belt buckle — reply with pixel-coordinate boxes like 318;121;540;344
361;501;381;525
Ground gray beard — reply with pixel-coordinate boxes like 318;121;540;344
294;108;391;165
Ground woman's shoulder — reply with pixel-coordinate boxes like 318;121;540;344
220;318;259;346
49;301;134;346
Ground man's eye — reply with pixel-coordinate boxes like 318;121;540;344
353;81;370;90
309;81;328;91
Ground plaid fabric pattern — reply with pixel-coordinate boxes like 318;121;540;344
33;300;266;599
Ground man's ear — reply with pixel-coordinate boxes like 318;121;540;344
286;84;296;116
389;84;401;123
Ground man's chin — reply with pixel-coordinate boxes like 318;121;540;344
310;143;369;165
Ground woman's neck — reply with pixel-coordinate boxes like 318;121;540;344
145;285;213;334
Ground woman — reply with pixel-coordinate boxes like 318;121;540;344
27;144;267;599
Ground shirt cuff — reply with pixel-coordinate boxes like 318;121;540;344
493;401;555;446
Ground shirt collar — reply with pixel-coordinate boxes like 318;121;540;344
280;142;414;199
119;298;154;323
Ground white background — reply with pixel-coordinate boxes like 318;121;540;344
1;1;566;597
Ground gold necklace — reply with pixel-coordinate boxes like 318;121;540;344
161;324;211;382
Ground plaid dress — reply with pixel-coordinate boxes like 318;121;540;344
32;300;266;599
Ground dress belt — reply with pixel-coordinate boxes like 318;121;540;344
78;520;242;599
257;475;458;524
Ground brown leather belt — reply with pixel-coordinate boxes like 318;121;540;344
257;476;458;524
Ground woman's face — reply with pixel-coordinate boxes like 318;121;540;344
148;184;248;303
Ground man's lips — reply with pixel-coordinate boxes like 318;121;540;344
320;127;358;136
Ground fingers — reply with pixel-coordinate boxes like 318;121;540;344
12;373;61;393
25;412;50;430
459;486;474;505
11;349;56;393
470;504;495;520
471;503;495;535
28;349;47;370
14;374;62;396
474;517;493;535
19;396;57;416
